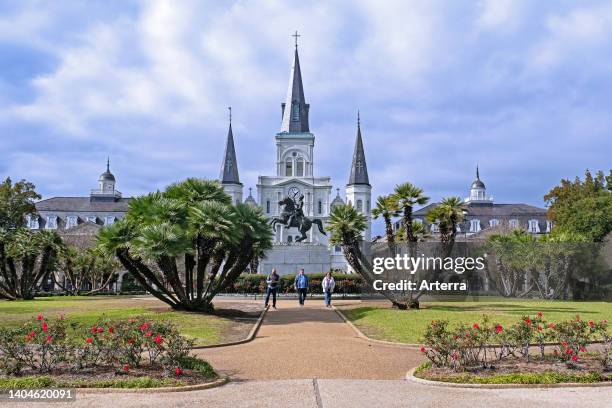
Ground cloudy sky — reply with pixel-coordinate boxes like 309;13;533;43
1;0;611;233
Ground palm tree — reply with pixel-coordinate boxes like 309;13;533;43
0;228;64;300
371;195;399;252
392;183;429;243
328;204;411;309
97;178;272;312
426;196;466;256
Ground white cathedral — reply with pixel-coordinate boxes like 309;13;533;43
218;42;372;275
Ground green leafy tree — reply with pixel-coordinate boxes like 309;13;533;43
96;178;272;312
544;169;612;241
53;247;119;295
0;229;64;300
391;182;429;243
0;178;41;230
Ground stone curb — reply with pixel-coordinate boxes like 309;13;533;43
332;306;606;349
405;367;612;389
332;306;421;349
191;306;268;349
76;376;229;394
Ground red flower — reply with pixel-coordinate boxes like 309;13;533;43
145;331;153;337
91;326;98;334
97;327;104;333
561;341;568;347
420;346;425;353
571;355;578;362
153;335;163;344
537;325;542;331
86;337;93;344
548;323;556;329
175;367;182;376
29;331;36;338
451;353;459;361
41;322;48;333
473;323;479;329
108;327;114;333
37;314;43;321
588;320;594;327
537;311;543;318
565;348;573;355
140;322;149;331
123;364;129;372
495;325;503;334
128;338;135;345
579;346;587;352
46;335;53;343
525;318;531;325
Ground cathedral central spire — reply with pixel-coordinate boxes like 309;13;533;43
280;33;310;133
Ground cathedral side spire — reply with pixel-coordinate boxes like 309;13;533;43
280;32;310;133
220;109;241;185
348;111;370;186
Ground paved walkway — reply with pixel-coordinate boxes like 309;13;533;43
14;299;610;407
195;299;422;380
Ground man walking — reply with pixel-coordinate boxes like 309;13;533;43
265;268;280;309
294;269;309;306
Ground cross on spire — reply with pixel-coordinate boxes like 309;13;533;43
292;30;300;48
228;106;232;124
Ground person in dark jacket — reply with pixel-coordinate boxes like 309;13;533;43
265;269;280;309
294;269;309;306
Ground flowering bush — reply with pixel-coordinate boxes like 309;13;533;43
0;315;194;377
420;313;609;372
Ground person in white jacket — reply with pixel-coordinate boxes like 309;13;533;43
322;272;336;307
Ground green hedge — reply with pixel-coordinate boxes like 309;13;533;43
227;273;363;294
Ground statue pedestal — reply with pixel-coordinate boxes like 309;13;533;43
259;243;331;275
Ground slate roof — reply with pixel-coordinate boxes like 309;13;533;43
280;47;310;133
35;197;132;212
220;122;241;185
348;113;370;186
413;202;547;217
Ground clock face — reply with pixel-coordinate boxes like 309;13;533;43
288;186;301;200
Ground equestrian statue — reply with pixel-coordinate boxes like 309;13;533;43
269;188;326;243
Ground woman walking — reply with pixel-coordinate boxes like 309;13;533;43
322;272;335;308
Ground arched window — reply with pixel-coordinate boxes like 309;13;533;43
356;200;363;212
296;157;304;177
285;159;293;176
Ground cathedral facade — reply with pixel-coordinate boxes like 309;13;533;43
219;43;371;274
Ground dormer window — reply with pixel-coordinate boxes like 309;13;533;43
66;216;78;229
528;219;540;233
45;215;58;230
86;216;97;224
27;215;39;230
489;219;499;228
509;219;519;229
469;219;481;233
104;216;115;225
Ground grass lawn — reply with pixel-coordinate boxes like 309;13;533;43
0;296;252;346
339;297;612;344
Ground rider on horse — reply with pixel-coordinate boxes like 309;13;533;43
286;194;304;229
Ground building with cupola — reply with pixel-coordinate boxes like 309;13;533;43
404;166;550;239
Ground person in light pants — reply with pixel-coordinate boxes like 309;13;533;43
322;272;335;307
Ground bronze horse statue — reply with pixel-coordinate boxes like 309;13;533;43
269;196;326;242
